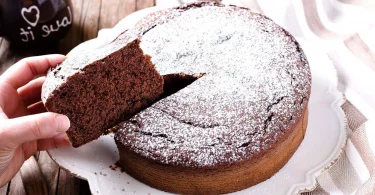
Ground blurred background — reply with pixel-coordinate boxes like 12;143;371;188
0;0;155;74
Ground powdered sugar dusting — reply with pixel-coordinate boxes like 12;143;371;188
115;4;311;167
41;31;139;104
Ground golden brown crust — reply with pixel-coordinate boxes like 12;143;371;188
117;108;308;195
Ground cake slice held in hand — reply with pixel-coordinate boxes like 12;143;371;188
42;39;163;147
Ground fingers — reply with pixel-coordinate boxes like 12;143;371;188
21;133;71;161
0;112;70;147
28;101;47;115
18;77;45;106
0;107;8;119
20;141;37;162
0;54;66;89
37;133;71;151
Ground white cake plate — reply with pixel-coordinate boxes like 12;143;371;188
48;6;347;195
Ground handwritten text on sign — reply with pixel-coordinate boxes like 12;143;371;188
20;6;72;42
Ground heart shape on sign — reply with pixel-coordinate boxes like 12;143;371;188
21;6;40;27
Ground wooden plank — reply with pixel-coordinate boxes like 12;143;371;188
56;169;82;195
59;0;102;54
37;152;59;194
99;0;136;29
136;0;155;11
0;183;9;195
39;152;91;194
0;38;59;75
8;172;26;195
59;0;154;54
0;38;19;75
78;179;91;195
78;0;102;41
19;157;48;195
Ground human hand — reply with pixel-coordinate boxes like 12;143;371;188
0;55;71;187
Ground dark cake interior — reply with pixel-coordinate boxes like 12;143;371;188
44;39;163;147
159;73;204;100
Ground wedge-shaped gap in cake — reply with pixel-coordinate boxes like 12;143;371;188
157;73;206;100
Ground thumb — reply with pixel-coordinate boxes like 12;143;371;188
0;113;70;147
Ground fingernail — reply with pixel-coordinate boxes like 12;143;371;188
63;133;72;146
55;114;70;132
58;133;72;146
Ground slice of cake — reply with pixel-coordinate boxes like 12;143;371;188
42;38;163;147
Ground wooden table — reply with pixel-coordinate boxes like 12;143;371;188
0;0;154;194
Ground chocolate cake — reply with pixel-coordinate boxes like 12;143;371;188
113;2;311;195
42;39;164;147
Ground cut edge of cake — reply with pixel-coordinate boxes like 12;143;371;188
42;39;164;147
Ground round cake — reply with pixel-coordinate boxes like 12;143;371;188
114;2;311;195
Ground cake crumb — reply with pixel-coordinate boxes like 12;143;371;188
109;164;119;171
116;161;127;173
